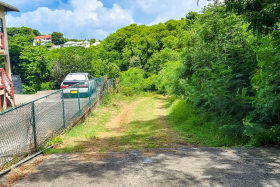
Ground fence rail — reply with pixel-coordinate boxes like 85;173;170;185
0;77;113;169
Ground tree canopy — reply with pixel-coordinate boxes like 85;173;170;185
51;32;66;45
224;0;280;34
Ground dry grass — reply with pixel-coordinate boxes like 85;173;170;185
0;155;49;187
142;150;156;157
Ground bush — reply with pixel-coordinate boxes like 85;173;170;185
120;68;145;94
41;82;55;90
22;85;36;94
168;99;248;147
122;87;135;96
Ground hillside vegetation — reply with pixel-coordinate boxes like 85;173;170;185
2;2;280;146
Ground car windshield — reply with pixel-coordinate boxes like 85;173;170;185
65;74;86;81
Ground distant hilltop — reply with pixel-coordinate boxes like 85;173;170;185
33;35;100;48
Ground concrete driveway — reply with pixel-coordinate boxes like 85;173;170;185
14;90;58;105
13;147;280;187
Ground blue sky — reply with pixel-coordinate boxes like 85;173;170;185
6;0;210;40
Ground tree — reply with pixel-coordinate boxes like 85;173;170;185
224;0;280;35
120;67;145;95
20;46;52;92
7;27;37;75
51;32;66;45
7;27;40;37
108;63;120;78
89;38;96;44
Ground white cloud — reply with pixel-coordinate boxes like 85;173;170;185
134;0;210;25
6;0;212;39
6;0;134;39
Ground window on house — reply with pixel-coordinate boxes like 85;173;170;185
0;19;3;33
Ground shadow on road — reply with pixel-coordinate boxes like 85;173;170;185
13;147;280;187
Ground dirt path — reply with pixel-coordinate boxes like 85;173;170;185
55;95;188;153
98;98;147;138
80;98;148;152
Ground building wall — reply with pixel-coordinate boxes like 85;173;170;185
0;6;11;78
33;38;52;46
0;6;9;55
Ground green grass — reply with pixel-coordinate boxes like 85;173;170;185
44;145;84;154
44;92;137;153
119;121;161;151
118;97;166;151
167;98;247;147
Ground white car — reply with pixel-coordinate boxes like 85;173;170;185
60;73;93;98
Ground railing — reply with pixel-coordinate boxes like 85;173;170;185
0;77;113;170
0;68;15;109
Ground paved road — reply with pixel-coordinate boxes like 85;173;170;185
13;147;280;187
14;90;58;105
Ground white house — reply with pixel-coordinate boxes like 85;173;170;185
77;41;90;48
33;35;52;46
92;40;101;46
63;41;77;47
63;41;90;48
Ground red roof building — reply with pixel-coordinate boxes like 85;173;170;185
33;35;52;46
34;35;51;40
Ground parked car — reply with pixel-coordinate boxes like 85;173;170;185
60;73;95;98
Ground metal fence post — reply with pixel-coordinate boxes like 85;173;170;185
78;83;81;115
32;101;37;149
88;81;91;105
61;90;66;128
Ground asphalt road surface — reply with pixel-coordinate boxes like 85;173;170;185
13;147;280;187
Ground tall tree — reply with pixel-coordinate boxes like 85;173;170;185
224;0;280;34
89;38;96;44
51;32;66;45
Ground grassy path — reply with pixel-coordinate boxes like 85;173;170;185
46;94;188;154
118;96;187;151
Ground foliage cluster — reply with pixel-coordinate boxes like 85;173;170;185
102;3;280;146
167;98;247;147
2;2;280;146
160;4;280;146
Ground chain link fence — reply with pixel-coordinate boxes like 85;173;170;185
0;77;113;170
